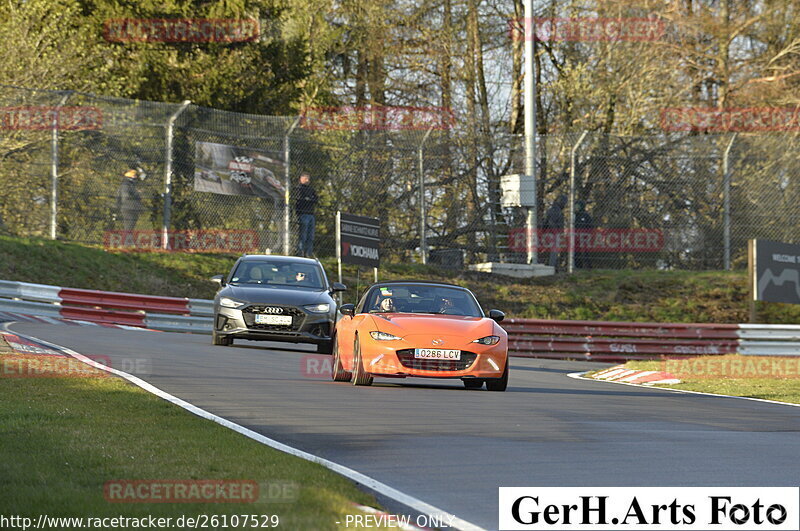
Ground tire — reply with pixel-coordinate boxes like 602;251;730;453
463;379;484;390
485;360;508;392
316;341;333;354
331;336;352;382
350;335;373;386
212;329;233;346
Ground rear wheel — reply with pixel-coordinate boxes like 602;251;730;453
350;336;373;386
463;379;484;390
331;336;352;382
485;361;508;392
212;330;233;346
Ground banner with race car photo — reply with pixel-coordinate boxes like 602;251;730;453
194;141;286;202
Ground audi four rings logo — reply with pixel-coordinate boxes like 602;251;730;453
261;307;283;314
432;339;444;346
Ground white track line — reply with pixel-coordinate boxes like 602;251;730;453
568;370;800;409
2;323;484;531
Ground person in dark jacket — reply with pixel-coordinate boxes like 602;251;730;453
543;194;567;269
575;200;594;269
294;173;318;257
116;169;144;233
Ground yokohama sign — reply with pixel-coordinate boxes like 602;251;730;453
338;213;381;268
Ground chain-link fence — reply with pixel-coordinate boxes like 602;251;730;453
1;83;798;272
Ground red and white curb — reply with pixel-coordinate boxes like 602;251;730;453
590;364;681;385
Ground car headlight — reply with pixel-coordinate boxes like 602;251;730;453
304;303;330;313
219;297;245;309
473;335;500;345
370;331;401;341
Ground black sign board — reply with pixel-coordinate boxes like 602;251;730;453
339;213;380;268
752;239;800;304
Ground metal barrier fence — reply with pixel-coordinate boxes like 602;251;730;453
2;84;799;271
1;280;798;358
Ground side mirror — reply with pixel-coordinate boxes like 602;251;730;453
488;309;505;323
211;274;226;287
331;282;347;293
339;303;355;317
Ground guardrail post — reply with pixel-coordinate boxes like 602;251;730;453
50;92;72;240
162;100;191;250
568;131;589;274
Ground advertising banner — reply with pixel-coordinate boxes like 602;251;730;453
752;239;800;304
194;141;285;201
339;213;380;268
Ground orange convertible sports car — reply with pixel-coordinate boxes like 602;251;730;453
331;281;508;391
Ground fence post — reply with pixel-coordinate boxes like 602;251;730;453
49;92;72;240
418;126;434;264
568;131;589;274
283;117;301;255
162;100;191;250
723;133;737;271
524;0;537;265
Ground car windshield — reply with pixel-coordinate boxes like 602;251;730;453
229;261;325;289
365;284;482;317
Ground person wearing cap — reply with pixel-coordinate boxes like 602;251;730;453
116;168;144;233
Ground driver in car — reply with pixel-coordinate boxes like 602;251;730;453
378;297;396;312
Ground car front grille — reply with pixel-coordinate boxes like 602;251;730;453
242;305;305;331
395;349;478;371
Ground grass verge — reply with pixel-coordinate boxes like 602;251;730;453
0;350;391;529
588;355;800;405
2;235;799;323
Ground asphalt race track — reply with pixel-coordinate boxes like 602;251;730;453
8;322;800;530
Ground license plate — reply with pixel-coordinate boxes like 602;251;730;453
414;349;461;360
254;314;293;325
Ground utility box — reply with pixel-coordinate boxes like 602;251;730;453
500;174;535;207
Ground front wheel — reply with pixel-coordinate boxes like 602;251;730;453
350;336;373;386
485;360;508;392
212;329;233;346
331;336;352;382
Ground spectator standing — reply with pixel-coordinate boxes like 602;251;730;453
294;173;318;257
575;200;594;269
116;168;144;233
543;194;567;269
